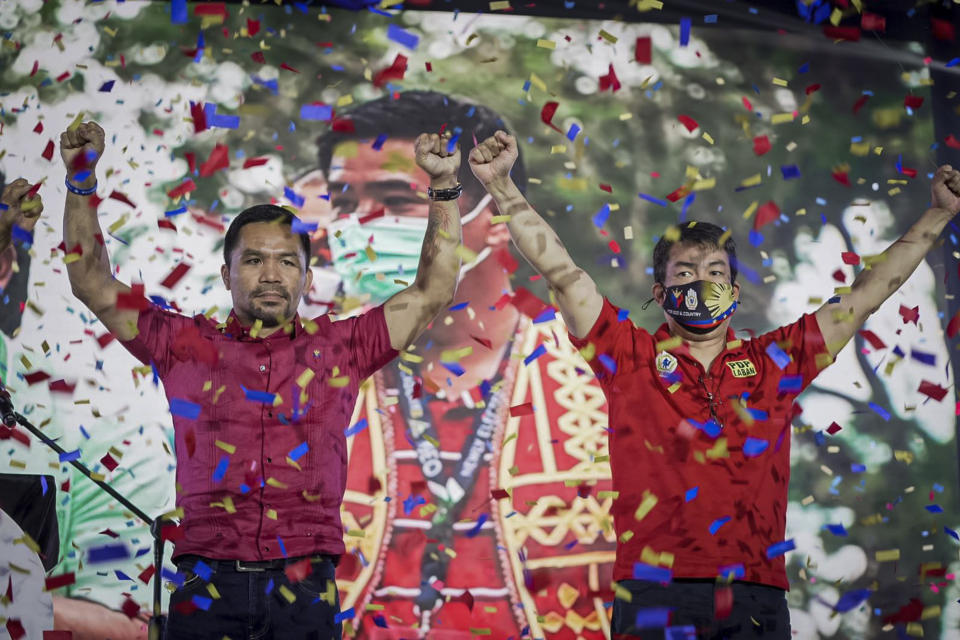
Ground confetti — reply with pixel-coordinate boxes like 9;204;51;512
635;37;652;63
677;114;699;132
765;539;795;558
387;24;419;49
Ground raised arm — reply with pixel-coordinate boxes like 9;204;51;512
815;164;960;357
383;132;462;351
60;122;140;341
0;178;43;290
470;131;602;338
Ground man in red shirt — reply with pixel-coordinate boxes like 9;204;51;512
468;130;960;638
58;120;468;639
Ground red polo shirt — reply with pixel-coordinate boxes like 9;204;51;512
569;298;830;590
118;303;397;561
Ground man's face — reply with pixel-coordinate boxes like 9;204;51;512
653;242;740;336
220;222;313;327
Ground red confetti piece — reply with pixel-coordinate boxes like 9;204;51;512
742;96;753;111
634;37;651;63
167;178;197;199
805;84;821;95
540;101;562;133
56;71;70;83
44;572;76;591
33;121;43;134
946;135;960;150
199;143;230;177
331;117;355;133
109;190;137;208
120;596;141;620
451;589;474;612
495;248;518;274
280;62;300;73
41;139;55;161
425;61;433;72
358;208;386;225
676;114;699;133
946;310;960;338
918;380;949;402
826;422;842;435
599;183;612;193
372;54;407;88
24;371;52;386
609;240;621;254
115;283;150;311
898;304;919;325
491;489;510;500
510;286;550;319
138;565;156;585
99;528;120;539
246;18;260;36
752;135;771;156
43;631;73;639
858;329;886;350
49;379;77;394
251;51;266;64
284;558;312;583
852;95;870;114
509;402;534;417
831;269;846;283
160;263;192;289
185;428;197;458
100;453;119;471
598;64;621;92
823;25;860;41
470;335;492;350
158;219;177;232
29;60;38;77
96;332;116;349
715;585;733;620
665;185;692;202
904;94;924;110
832;169;851;187
931;17;955;41
6;619;25;640
841;251;860;265
861;12;885;31
493;292;512;311
190;102;207;134
243;156;269;169
576;483;592;498
753;201;780;231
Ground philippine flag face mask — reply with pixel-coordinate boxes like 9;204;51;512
661;280;738;334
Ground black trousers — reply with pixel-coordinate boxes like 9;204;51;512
164;554;341;640
611;579;791;639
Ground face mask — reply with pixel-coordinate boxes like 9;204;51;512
328;194;492;305
660;279;737;334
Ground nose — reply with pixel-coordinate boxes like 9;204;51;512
354;196;381;215
258;259;282;283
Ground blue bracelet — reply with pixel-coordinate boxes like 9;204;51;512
65;177;97;196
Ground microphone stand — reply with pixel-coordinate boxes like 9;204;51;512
1;384;168;640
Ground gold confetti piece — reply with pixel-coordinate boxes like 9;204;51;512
296;368;315;388
215;440;236;454
597;491;619;499
876;549;900;562
633;490;658;521
107;213;130;234
772;77;788;87
655;336;682;351
594;455;609;462
266;477;288;489
400;351;424;363
619;112;633;121
328;375;350;388
636;0;664;9
693;177;716;190
67;112;85;131
706;438;728;460
701;132;714;145
266;509;278;520
490;215;511;224
613;583;633;602
550;145;567;154
440;346;472;361
598;29;618;43
346;529;365;538
528;73;547;92
536;39;556;49
469;629;492;636
502;432;518;446
667;382;681;394
619;530;634;543
489;0;510;8
456;245;478;263
278;584;296;603
771;112;795;124
801;114;810;125
726;339;742;350
13;534;40;553
365;604;385;611
222;497;236;514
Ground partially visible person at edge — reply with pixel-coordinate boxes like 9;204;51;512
290;91;616;639
59;118;466;639
468;130;960;639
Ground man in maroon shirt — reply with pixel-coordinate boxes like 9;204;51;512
468;130;960;638
58;120;468;639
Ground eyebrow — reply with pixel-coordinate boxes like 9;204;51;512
241;249;301;261
674;260;727;269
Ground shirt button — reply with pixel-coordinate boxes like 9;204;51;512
259;364;266;372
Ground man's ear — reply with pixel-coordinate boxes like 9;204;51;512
652;281;665;305
733;281;740;302
221;263;230;291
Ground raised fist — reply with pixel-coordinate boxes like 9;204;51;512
414;131;461;182
932;164;960;216
0;178;43;239
468;130;518;188
60;121;105;181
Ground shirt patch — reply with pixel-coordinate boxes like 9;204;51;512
726;358;757;378
656;351;678;375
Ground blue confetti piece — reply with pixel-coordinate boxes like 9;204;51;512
709;516;731;535
441;361;465;376
566;123;581;141
165;206;187;217
162;568;185;587
170;398;202;420
289;442;309;461
334;607;356;624
685;486;698;502
765;539;795;558
98;80;115;92
910;349;936;366
386;23;419;48
679;17;692;46
666;627;697;640
344;418;368;437
192;560;213;581
781;165;801;180
947;58;960;68
284;186;305;208
825;523;848;537
114;570;133;581
291;218;318;234
748;229;764;247
868;402;890;421
592;204;611;228
718;563;744;580
926;504;944;513
532;307;556;324
402;494;426;515
636;607;671;629
87;543;130;564
277;536;288;557
851;464;866;473
448;301;469;311
191;595;212;610
171;0;188;24
798;62;810;73
79;425;91;439
59;449;82;463
524;344;547;365
252;76;278;95
944;526;959;540
372;133;388;150
691;419;721;439
743;437;768;457
765;343;791;370
597;353;616;374
638;193;669;207
704;14;717;23
40;476;47;496
632;563;672;583
778;375;803;393
747;408;768;421
466;513;487;538
834;589;871;613
617;309;630;322
241;386;277;405
680;192;695;220
212;456;229;483
204;103;240;129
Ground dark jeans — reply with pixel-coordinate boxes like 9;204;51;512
611;579;790;640
164;554;342;640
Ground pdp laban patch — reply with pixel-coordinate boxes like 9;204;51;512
726;359;757;377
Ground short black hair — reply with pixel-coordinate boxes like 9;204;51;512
223;204;311;269
315;90;527;203
653;221;738;285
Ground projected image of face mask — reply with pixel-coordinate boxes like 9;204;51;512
328;194;492;305
661;279;738;334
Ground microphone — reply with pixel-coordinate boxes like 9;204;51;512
0;380;17;427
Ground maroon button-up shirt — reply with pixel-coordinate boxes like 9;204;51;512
118;303;397;561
